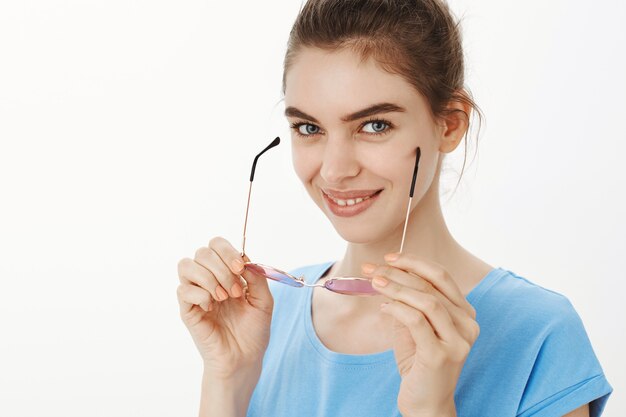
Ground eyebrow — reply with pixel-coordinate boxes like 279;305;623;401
284;102;406;123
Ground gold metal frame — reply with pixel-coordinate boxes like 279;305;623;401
238;136;421;296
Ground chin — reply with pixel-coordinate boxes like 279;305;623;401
323;212;390;244
335;229;379;244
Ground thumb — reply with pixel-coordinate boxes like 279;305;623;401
240;255;274;313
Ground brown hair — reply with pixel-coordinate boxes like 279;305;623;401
281;0;484;195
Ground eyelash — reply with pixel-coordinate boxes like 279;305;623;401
289;117;394;139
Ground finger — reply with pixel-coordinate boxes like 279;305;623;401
177;257;224;302
365;263;477;342
209;236;247;276
193;246;239;300
208;236;248;297
380;300;442;360
383;253;476;318
177;283;214;314
238;259;275;314
371;276;459;343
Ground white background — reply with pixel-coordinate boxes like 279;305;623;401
1;0;624;415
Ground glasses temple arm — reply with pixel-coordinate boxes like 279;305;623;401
399;147;421;254
241;180;253;257
240;136;281;258
399;196;412;253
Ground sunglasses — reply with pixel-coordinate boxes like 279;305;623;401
239;136;421;296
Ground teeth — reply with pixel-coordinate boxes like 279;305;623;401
328;193;374;206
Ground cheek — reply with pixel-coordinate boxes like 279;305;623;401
291;146;319;183
357;149;402;184
359;151;391;174
358;148;421;197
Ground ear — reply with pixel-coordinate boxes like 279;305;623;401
436;97;471;154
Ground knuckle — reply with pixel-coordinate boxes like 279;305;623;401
214;252;233;278
177;257;191;274
182;264;215;294
197;274;214;292
203;291;213;304
422;295;439;312
470;320;480;340
208;236;224;250
408;310;426;327
435;269;449;284
211;257;236;284
176;284;185;298
194;246;211;260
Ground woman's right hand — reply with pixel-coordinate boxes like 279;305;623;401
176;236;274;380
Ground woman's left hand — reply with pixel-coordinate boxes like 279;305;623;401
361;252;480;417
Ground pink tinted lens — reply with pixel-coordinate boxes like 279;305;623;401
324;278;376;295
244;263;303;287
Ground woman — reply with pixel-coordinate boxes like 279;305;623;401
176;0;613;416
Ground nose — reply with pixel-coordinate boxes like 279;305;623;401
319;137;360;185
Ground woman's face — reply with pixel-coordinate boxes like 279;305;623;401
284;47;444;244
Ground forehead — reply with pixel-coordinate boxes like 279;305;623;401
284;47;421;116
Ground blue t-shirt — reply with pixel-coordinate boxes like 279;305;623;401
247;262;613;417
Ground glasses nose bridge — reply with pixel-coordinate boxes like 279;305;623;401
301;281;327;288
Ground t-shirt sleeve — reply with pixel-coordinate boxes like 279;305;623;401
515;297;613;417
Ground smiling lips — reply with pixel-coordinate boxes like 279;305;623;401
322;188;383;201
322;190;382;217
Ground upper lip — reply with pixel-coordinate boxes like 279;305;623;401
322;188;383;199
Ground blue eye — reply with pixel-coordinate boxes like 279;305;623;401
289;122;322;138
295;123;319;136
362;120;389;134
289;118;393;138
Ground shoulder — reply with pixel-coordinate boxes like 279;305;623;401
480;268;581;333
474;268;602;374
479;269;613;416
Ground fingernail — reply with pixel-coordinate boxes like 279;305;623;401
362;263;376;273
372;276;389;287
216;286;229;301
384;253;399;261
231;259;244;273
231;282;243;298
